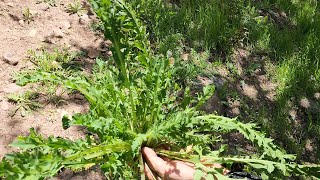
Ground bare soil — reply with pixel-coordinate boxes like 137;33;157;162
0;0;107;178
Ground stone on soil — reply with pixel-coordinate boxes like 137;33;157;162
38;4;50;11
105;51;112;56
180;53;189;61
2;83;22;94
53;29;64;38
18;20;24;26
59;21;71;30
2;52;19;65
28;29;37;37
6;2;13;7
105;40;112;46
79;14;90;25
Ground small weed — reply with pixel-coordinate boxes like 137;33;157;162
66;0;85;15
90;20;105;33
14;48;83;105
8;91;41;117
173;49;214;86
27;48;80;72
22;8;34;24
217;82;239;105
226;61;240;78
37;0;56;6
0;9;6;16
245;62;262;76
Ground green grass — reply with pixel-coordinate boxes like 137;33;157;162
128;0;320;164
266;1;320;160
130;0;244;54
89;20;105;33
237;0;320;163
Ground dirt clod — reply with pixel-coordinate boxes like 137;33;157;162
2;52;19;65
79;14;90;25
60;21;71;30
1;83;22;94
18;19;24;26
38;4;50;11
300;97;311;109
180;53;189;61
0;100;10;111
28;29;38;37
88;48;100;58
53;29;64;38
7;2;13;7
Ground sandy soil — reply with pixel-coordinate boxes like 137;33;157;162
0;0;108;178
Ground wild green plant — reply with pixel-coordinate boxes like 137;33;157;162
27;48;82;71
7;91;41;117
1;0;320;179
15;48;82;104
90;20;105;33
128;0;320;165
172;49;214;86
22;8;34;24
67;0;85;15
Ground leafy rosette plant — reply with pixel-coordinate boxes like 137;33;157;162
1;0;320;179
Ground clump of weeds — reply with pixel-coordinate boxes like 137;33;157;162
14;48;83;105
36;0;56;6
22;8;34;24
66;0;85;15
7;91;41;117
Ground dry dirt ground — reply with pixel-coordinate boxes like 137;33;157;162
0;0;107;179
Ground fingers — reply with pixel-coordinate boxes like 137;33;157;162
144;162;161;180
142;147;168;178
142;147;195;180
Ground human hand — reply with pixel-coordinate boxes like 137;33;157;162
142;147;229;180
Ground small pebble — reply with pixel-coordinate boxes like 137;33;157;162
0;101;9;111
59;21;71;30
2;53;19;65
53;29;64;38
18;20;24;26
7;3;13;7
79;14;90;25
28;29;37;37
